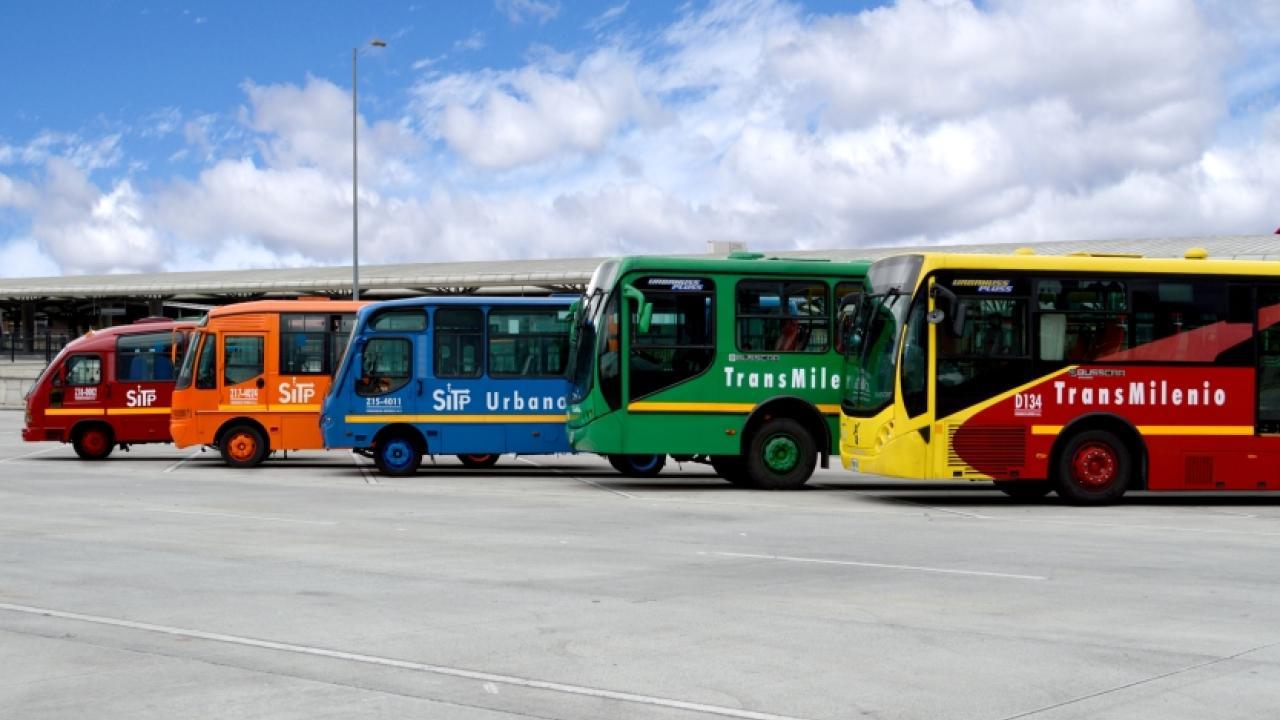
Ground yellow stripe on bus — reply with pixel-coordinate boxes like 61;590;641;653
106;407;171;416
207;405;321;414
1032;425;1253;436
344;414;565;424
44;408;106;416
629;401;755;413
629;401;843;416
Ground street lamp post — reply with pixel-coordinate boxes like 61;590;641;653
352;39;386;301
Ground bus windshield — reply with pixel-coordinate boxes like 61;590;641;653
567;260;619;403
174;330;201;391
842;255;922;415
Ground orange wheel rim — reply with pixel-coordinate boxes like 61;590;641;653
226;432;258;462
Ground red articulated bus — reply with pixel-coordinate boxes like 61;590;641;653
22;318;195;458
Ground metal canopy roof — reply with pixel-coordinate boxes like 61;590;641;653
1;234;1276;301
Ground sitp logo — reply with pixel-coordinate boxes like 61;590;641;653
126;387;158;407
1014;392;1043;417
278;381;317;404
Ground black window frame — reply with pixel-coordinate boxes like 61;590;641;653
734;278;831;353
63;354;102;387
356;337;413;397
487;307;571;379
628;275;717;401
434;307;485;379
223;335;265;387
279;313;359;377
116;332;181;382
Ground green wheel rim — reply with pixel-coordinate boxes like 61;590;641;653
762;434;800;474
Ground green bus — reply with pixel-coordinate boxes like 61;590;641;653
566;253;869;489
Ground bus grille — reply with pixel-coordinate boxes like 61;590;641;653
948;426;1026;471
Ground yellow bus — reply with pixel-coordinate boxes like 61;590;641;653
839;248;1280;503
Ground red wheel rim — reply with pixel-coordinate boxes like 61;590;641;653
465;454;494;463
82;430;108;455
226;431;258;463
1071;442;1117;489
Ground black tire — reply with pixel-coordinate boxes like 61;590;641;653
606;454;666;477
374;432;423;477
745;418;818;490
72;424;114;460
1054;429;1132;505
709;455;752;486
457;454;500;469
993;480;1054;500
218;423;268;468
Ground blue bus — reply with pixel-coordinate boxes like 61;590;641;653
321;296;579;475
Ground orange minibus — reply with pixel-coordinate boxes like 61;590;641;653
171;299;365;467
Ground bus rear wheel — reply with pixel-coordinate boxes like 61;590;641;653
457;454;499;469
1055;429;1131;505
607;454;666;477
709;456;751;486
73;424;114;460
375;433;422;476
993;480;1053;500
219;423;268;468
745;418;817;490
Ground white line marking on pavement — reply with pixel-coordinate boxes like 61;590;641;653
351;452;378;485
0;602;820;720
703;551;1047;581
144;508;337;525
162;449;203;474
0;446;63;464
517;458;637;498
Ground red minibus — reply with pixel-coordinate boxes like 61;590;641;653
22;318;195;458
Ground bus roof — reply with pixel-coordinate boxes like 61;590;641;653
353;295;574;322
204;299;367;319
57;318;196;353
909;249;1280;278
607;254;872;278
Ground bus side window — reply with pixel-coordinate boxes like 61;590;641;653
1039;314;1067;361
357;338;411;396
435;308;484;379
195;333;218;390
65;355;102;386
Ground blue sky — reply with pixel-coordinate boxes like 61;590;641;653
0;0;1277;277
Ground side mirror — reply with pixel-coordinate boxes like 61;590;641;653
929;285;968;338
622;286;653;334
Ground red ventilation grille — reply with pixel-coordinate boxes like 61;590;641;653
949;425;1027;473
1184;456;1213;487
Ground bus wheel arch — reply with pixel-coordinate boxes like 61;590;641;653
215;418;270;468
1050;414;1147;504
740;397;828;490
71;421;115;460
372;424;425;476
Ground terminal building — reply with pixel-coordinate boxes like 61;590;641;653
1;234;1277;353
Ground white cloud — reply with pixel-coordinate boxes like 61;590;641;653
0;238;60;278
496;0;560;25
418;47;659;169
27;159;165;274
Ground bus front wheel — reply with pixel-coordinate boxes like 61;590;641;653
219;423;268;468
457;454;499;469
745;418;817;490
607;454;666;477
375;433;422;476
1055;429;1131;505
72;424;114;460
